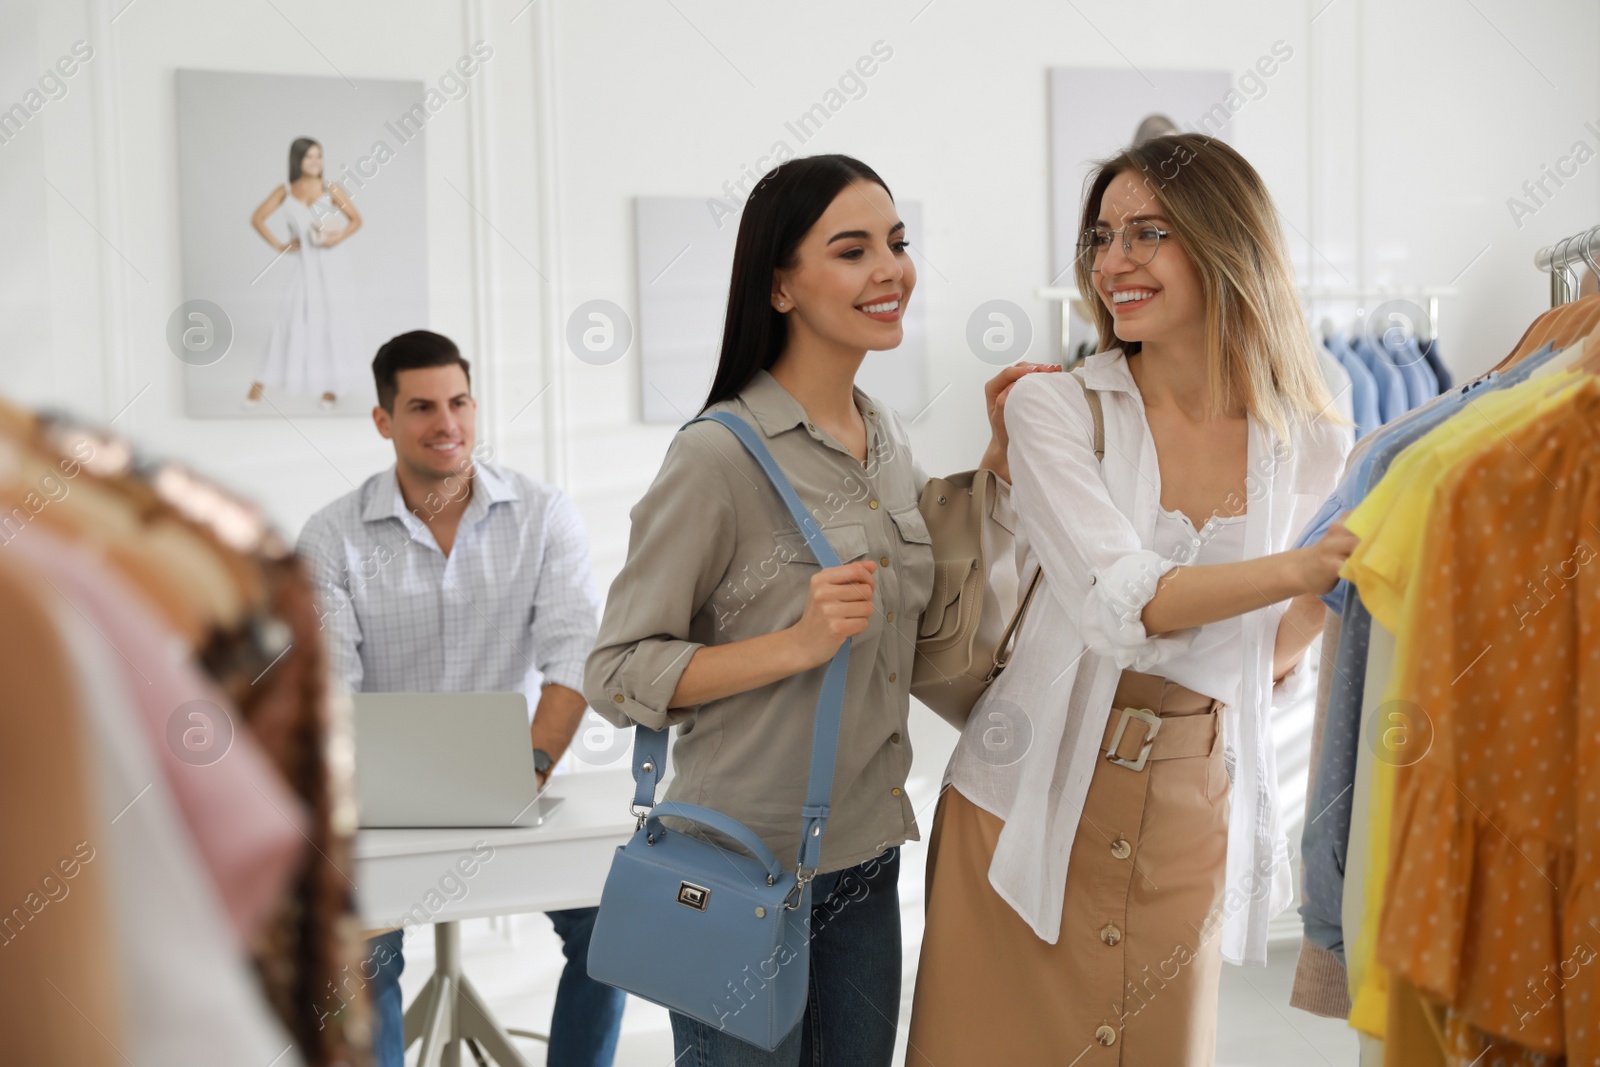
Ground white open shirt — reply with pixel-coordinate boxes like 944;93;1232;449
943;349;1348;966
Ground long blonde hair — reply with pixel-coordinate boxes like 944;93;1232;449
1074;134;1334;440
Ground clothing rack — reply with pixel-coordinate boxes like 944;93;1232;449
1037;285;1457;358
1298;285;1456;342
1534;224;1600;306
1036;285;1084;365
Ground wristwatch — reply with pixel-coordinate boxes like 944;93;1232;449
532;748;553;776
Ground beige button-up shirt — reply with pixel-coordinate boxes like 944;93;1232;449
585;370;936;873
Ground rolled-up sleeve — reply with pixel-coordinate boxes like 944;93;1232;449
528;489;600;692
584;431;738;731
1005;375;1197;671
1079;549;1193;670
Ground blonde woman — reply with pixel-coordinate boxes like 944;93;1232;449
907;134;1355;1065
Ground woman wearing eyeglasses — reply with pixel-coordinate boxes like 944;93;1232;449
906;134;1357;1065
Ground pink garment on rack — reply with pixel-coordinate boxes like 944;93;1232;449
11;527;307;943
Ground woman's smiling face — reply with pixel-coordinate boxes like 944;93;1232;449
772;180;917;354
1092;170;1204;348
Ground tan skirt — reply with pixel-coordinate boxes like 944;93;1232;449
907;673;1232;1067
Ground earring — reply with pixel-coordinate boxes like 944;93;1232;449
777;300;786;309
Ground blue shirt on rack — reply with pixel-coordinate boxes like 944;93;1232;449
1388;333;1439;408
1417;336;1453;391
1325;336;1381;440
1348;333;1409;423
1407;336;1441;396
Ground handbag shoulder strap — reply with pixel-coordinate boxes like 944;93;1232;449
995;370;1104;673
1073;368;1105;461
628;410;850;875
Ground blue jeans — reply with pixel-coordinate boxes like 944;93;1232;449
367;929;405;1067
364;907;625;1067
670;847;902;1067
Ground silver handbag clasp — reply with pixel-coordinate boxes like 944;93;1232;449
1105;707;1161;772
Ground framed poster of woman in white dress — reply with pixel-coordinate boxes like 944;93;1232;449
173;69;431;418
245;138;365;410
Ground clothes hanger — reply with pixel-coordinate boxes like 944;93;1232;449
1571;332;1600;374
1494;236;1585;370
1495;291;1600;370
1569;229;1600;374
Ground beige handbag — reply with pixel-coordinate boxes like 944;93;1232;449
911;372;1103;728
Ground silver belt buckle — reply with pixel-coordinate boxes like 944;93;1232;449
1106;707;1161;771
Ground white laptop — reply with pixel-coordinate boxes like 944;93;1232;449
353;692;562;828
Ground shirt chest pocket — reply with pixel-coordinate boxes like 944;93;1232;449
772;521;871;569
764;521;873;629
886;505;936;624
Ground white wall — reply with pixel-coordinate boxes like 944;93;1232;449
8;0;1597;547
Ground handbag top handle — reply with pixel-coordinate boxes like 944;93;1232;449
626;411;852;877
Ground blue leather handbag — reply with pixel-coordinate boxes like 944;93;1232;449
585;411;853;1051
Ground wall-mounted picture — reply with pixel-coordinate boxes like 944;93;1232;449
173;69;431;417
1048;68;1234;362
634;195;929;423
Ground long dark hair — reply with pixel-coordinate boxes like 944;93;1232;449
288;137;321;182
700;154;892;411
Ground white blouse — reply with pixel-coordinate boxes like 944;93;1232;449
943;349;1348;966
1152;506;1247;707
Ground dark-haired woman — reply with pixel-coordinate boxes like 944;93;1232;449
247;137;363;409
585;155;1054;1066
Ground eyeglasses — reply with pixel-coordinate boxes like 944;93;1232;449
1077;221;1172;270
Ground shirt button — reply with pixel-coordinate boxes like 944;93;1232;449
1095;1025;1116;1046
868;500;879;510
880;556;890;567
890;732;901;743
886;612;895;622
807;422;817;432
891;787;902;797
611;694;624;704
1089;573;1097;585
1110;838;1131;860
1100;922;1122;946
888;672;897;683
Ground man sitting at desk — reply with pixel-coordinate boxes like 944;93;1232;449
298;330;624;1067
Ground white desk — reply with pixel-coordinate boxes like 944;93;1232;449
353;769;637;1067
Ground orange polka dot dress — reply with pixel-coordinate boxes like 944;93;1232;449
1371;383;1600;1064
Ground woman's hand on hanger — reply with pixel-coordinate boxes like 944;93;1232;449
981;362;1062;481
1294;517;1359;596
